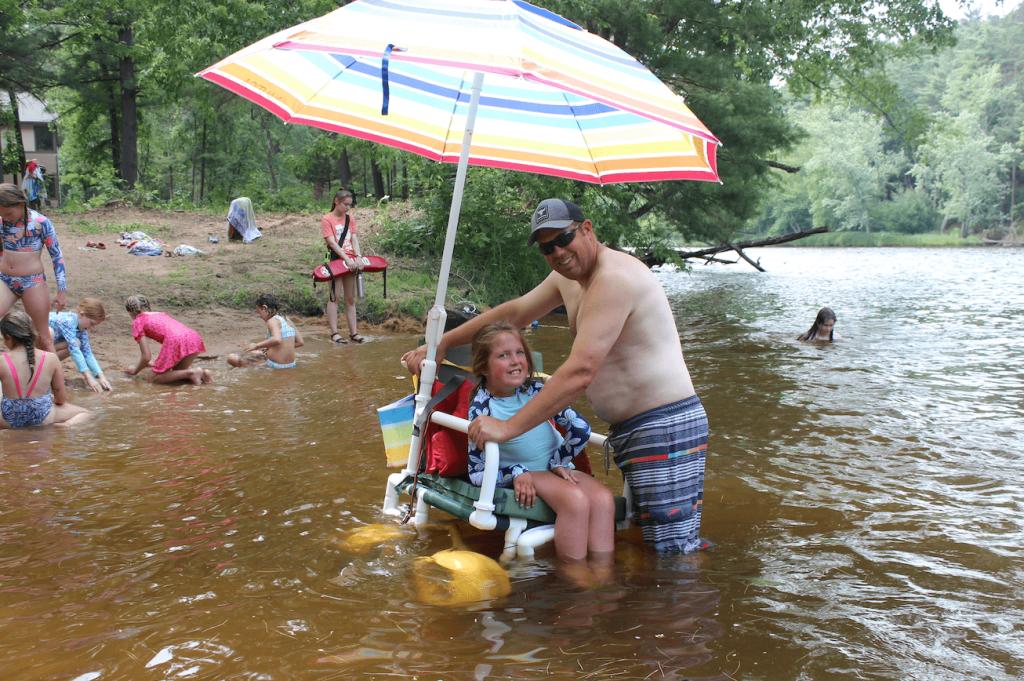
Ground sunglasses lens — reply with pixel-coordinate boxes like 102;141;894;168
537;227;577;255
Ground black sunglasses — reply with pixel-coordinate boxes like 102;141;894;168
536;225;580;255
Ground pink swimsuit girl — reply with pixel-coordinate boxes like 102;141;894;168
131;313;206;373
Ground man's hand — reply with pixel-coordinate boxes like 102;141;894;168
513;472;536;508
468;414;513;450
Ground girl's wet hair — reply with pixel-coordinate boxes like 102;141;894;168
1;310;38;383
0;183;28;207
469;321;536;399
125;294;152;316
797;306;837;341
255;292;280;316
78;298;107;322
331;188;356;211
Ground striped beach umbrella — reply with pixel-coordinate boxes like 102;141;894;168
197;0;720;185
199;0;721;482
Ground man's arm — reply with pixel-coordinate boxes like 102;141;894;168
468;269;634;447
402;273;564;376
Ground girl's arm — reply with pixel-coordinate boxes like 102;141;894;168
41;217;68;310
126;337;151;375
50;354;68;405
467;392;526;487
66;327;103;392
549;404;591;470
349;234;363;271
247;317;282;353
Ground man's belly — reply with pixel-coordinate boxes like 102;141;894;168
587;369;695;425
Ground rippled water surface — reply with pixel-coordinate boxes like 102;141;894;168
2;247;1022;681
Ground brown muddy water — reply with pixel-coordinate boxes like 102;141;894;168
1;247;1022;681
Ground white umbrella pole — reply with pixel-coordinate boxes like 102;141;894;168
402;71;485;477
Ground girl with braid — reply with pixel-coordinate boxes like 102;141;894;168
1;310;90;428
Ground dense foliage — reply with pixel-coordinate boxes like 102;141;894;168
7;0;1017;304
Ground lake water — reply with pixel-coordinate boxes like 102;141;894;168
1;247;1021;681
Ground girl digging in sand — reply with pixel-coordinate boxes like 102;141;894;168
467;322;615;582
1;310;90;428
49;298;112;393
227;293;304;369
124;295;212;385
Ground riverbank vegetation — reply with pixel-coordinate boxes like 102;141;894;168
3;0;1021;314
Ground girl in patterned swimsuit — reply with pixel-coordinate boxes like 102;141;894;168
49;298;112;393
124;295;213;385
467;322;615;574
227;293;304;369
0;183;67;353
1;310;90;429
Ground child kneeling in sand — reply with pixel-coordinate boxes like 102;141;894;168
124;295;212;385
227;293;304;369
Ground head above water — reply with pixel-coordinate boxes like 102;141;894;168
527;198;585;247
799;306;837;342
470;321;536;399
1;310;39;380
125;294;152;317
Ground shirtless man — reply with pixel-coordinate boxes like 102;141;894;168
403;198;711;554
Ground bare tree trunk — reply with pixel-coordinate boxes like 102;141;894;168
370;158;385;199
961;215;969;239
199;120;207;203
257;110;278;193
337;147;351;187
401;159;408;199
5;90;26;185
940;214;949;235
119;24;139;189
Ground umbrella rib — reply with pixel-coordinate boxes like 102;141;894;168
560;91;601;183
289;51;364;120
442;70;474;161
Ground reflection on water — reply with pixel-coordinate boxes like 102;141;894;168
2;247;1022;680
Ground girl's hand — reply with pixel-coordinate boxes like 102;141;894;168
552;466;578;484
124;365;137;376
97;375;112;392
245;342;259;354
85;374;103;394
52;290;67;311
513;472;536;508
353;257;364;271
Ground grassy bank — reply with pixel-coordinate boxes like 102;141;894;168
782;231;984;247
52;202;443;330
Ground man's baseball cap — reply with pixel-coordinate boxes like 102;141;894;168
527;199;585;246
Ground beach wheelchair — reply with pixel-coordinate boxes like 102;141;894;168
381;346;632;563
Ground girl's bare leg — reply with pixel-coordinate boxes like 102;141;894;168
151;368;203;385
54;341;70;361
52;402;92;425
342;273;358;336
326;280;341;336
20;284;56;352
531;471;592;561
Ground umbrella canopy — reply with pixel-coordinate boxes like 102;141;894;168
197;0;720;184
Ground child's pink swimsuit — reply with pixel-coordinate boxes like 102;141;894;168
132;313;206;373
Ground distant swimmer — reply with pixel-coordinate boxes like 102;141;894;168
797;307;842;342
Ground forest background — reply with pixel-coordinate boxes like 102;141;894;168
1;0;1022;320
